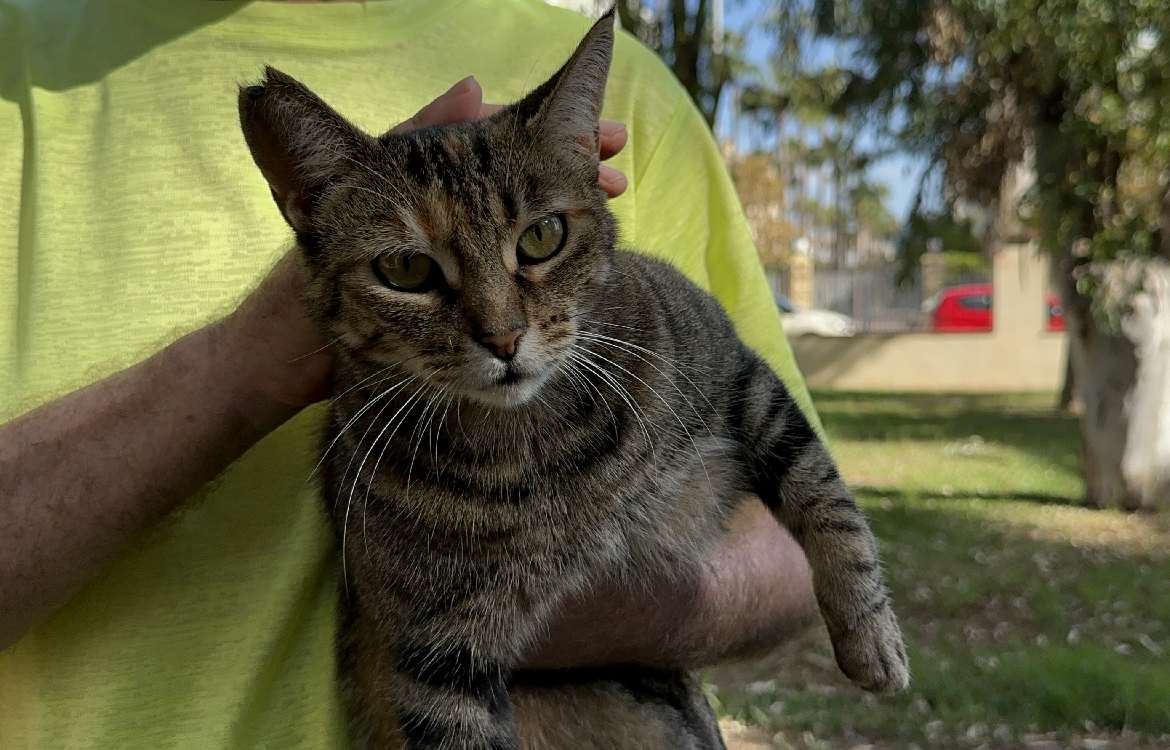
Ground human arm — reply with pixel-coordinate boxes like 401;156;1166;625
0;254;328;650
525;498;818;670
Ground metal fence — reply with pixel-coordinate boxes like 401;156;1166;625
766;265;993;332
812;267;924;332
765;269;791;300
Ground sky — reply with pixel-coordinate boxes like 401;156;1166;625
716;1;928;222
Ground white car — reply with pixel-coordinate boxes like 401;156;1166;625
775;293;857;337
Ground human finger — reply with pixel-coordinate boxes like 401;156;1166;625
390;76;484;134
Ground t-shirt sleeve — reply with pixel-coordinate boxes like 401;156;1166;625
628;87;821;430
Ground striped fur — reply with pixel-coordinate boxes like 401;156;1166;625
239;10;907;750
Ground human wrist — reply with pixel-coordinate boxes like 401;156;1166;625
206;314;303;436
524;573;707;670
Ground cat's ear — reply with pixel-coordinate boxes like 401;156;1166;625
238;67;370;233
513;8;614;165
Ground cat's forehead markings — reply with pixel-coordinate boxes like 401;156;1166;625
398;205;461;288
426;191;457;237
501;241;520;275
441;131;464;158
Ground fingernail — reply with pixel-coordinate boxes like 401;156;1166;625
599;165;628;193
449;76;476;96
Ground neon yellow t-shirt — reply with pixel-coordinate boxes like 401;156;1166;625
0;1;815;747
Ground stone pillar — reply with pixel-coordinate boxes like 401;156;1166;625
788;251;815;310
991;242;1048;339
921;250;947;303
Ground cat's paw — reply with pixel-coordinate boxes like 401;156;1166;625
828;598;910;694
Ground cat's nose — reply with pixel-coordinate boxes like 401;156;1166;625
476;325;526;361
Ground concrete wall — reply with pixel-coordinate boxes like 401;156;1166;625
790;243;1067;392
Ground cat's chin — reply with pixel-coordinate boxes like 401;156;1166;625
460;372;550;410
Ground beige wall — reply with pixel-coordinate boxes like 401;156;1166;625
790;243;1067;392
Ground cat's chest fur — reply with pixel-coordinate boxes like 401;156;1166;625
321;360;738;589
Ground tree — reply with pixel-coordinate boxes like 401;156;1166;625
738;83;896;267
729;150;799;268
814;0;1170;509
616;0;748;126
896;208;982;286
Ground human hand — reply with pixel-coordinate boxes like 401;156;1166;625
390;75;629;197
225;76;630;424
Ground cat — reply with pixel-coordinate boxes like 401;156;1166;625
238;9;908;750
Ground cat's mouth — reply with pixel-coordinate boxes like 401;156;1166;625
458;361;551;409
497;366;526;386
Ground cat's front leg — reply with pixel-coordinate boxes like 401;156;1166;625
381;564;560;750
390;632;518;750
734;353;910;693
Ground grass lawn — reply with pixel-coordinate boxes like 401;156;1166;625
709;392;1170;750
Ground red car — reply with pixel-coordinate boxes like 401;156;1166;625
925;283;1065;332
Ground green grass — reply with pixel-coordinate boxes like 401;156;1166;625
709;392;1170;749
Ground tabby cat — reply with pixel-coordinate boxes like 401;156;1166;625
238;10;908;750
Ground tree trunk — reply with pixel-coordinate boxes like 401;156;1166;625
1056;348;1077;413
1118;259;1170;508
1067;258;1170;510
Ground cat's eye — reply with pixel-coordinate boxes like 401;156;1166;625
372;252;436;292
517;215;567;264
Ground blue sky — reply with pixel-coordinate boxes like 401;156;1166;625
715;1;928;221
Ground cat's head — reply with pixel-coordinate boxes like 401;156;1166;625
239;12;616;408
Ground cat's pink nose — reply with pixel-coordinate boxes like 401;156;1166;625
477;326;526;361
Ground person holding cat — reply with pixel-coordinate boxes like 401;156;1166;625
1;1;824;747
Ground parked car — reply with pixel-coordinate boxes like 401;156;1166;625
775;293;858;337
923;283;1065;332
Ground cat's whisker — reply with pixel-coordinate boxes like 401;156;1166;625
401;379;446;501
573;323;712;382
530;388;569;431
575;331;715;430
558;356;617;431
332;181;400;206
332;362;401;401
339;375;424;594
354;372;446;563
345;385;427;584
574;342;713;491
288;334;345;363
563;359;621;443
427;388;453;480
454;396;472;445
305;368;408;484
567;347;655;451
589;342;713;485
361;385;434;562
569;315;645;334
325;148;413;204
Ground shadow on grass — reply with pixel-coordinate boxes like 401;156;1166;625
853;484;1083;507
710;486;1170;743
878;500;1170;736
814;390;1083;492
813;391;1077;441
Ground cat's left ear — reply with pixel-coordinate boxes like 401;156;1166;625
238;67;372;234
513;8;615;166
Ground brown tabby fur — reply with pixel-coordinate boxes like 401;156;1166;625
238;10;908;750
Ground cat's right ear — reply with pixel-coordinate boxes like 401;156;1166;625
238;67;370;234
511;9;614;167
